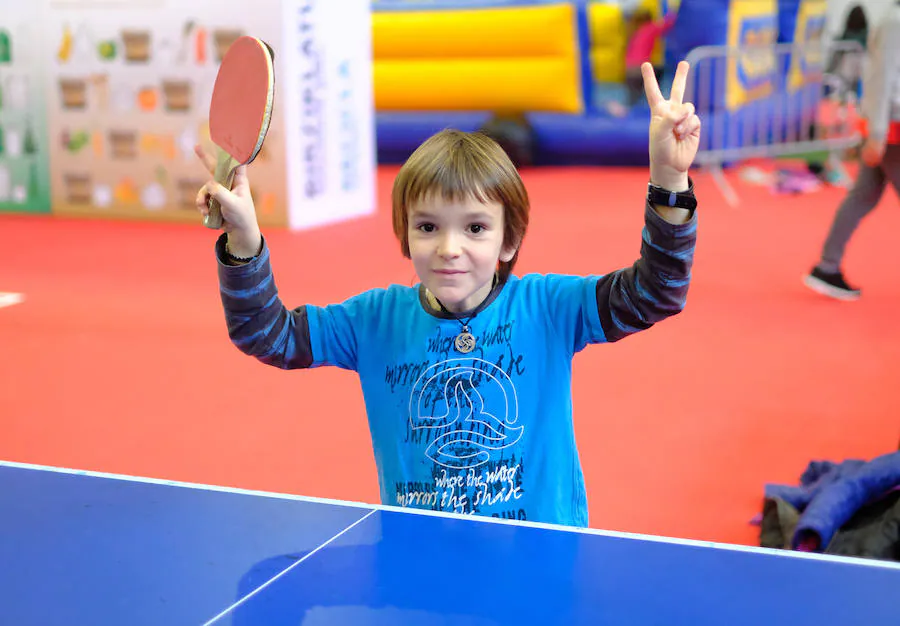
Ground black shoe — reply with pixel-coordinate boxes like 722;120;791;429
803;267;861;301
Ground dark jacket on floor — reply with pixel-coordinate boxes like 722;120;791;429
761;451;900;560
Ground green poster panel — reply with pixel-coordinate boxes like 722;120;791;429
0;20;51;214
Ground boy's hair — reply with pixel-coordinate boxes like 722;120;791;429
391;129;530;283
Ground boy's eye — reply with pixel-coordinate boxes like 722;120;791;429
469;224;485;234
417;223;436;233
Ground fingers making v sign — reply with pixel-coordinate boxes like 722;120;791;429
643;60;701;191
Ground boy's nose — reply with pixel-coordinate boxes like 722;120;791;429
437;233;462;258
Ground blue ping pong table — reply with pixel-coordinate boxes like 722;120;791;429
3;461;899;626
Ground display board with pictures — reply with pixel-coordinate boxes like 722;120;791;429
0;14;52;214
46;1;290;225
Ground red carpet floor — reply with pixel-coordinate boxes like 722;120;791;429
2;164;899;545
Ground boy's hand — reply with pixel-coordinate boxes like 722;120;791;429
861;137;886;167
644;61;701;191
194;145;261;257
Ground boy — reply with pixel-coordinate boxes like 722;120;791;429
195;62;700;527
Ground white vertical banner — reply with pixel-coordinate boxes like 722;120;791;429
281;0;375;230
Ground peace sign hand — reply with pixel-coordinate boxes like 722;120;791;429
644;61;701;191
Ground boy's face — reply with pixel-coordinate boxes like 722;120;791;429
407;192;516;313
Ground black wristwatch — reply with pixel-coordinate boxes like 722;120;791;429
648;177;697;211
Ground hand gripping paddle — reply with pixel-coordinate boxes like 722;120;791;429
204;36;275;229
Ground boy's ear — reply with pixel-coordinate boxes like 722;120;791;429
499;245;518;263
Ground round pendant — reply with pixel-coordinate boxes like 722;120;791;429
454;331;476;354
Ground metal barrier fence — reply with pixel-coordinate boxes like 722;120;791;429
684;40;866;206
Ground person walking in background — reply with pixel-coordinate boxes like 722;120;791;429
827;5;868;99
804;1;900;300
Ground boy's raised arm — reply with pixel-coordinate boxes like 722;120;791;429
196;146;314;370
594;61;700;343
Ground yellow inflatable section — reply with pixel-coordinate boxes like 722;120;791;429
372;4;583;113
588;3;627;83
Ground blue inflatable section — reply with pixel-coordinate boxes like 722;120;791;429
376;112;492;164
376;108;652;166
529;110;651;166
776;0;825;140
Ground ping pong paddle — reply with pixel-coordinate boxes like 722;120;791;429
204;36;275;229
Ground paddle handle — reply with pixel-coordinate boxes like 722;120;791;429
204;150;238;229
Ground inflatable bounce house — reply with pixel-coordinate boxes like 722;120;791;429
371;0;829;166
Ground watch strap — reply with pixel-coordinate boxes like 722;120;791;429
648;177;697;211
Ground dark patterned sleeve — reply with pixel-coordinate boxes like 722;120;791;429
215;234;313;369
595;202;697;343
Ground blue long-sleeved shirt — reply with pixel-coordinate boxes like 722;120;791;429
217;202;696;526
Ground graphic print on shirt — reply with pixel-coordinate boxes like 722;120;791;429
391;319;529;521
409;358;522;469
